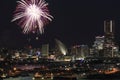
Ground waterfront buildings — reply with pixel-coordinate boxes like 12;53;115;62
92;20;119;57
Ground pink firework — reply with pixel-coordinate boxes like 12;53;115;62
12;0;53;34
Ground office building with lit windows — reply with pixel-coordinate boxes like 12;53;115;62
103;20;115;57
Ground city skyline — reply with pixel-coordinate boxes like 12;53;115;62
0;0;120;48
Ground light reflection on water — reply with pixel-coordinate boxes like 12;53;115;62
3;77;88;80
4;77;33;80
4;77;55;80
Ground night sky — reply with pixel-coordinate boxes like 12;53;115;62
0;0;120;48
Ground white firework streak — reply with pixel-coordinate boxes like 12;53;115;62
12;0;53;34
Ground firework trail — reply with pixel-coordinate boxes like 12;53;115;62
12;0;53;34
55;39;68;55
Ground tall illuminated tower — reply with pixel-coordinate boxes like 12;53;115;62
103;20;115;57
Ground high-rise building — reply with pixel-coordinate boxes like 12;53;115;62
41;44;49;57
71;45;89;59
103;20;115;57
93;36;105;50
93;36;105;57
80;45;89;58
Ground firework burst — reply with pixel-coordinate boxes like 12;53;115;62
12;0;53;34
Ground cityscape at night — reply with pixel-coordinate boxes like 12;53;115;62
1;0;120;80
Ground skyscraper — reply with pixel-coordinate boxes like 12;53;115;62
103;20;115;57
93;36;105;57
41;44;49;57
